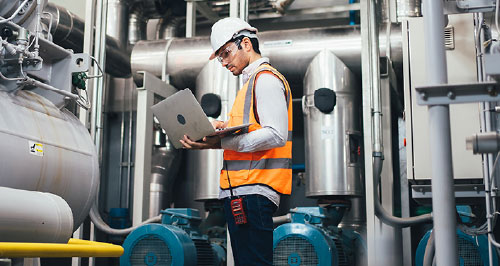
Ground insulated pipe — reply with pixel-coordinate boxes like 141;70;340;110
43;3;131;77
422;0;458;265
373;157;432;227
89;204;161;235
0;187;73;243
128;8;147;45
106;0;129;49
0;238;123;258
131;25;402;89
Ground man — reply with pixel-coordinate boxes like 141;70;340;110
180;17;292;266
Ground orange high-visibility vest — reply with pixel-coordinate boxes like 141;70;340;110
220;63;293;195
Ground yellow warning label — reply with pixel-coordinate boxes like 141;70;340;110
29;141;44;156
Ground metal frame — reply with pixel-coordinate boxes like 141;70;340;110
415;81;500;105
132;71;177;226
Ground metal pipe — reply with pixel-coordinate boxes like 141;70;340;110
396;0;421;18
129;8;147;45
91;0;107;172
89;204;160;235
474;12;496;263
43;3;131;77
131;25;403;90
156;16;182;39
272;214;291;225
0;187;73;243
0;238;123;258
422;0;458;265
106;0;128;49
374;157;432;227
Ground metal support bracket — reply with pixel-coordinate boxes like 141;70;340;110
132;71;177;225
415;81;500;105
412;184;485;204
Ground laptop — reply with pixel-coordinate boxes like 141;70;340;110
151;88;251;149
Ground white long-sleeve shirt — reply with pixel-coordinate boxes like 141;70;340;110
219;57;289;206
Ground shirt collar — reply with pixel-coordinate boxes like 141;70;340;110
242;57;270;84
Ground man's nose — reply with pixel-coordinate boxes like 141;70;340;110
221;60;229;67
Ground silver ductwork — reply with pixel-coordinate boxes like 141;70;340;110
303;50;362;197
43;3;131;77
189;60;238;201
149;134;181;217
0;90;99;230
396;0;421;17
131;25;402;89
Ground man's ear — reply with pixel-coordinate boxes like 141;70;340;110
242;37;253;52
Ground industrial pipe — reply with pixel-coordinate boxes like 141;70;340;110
43;3;131;77
422;0;458;264
273;214;292;225
131;25;402;89
89;204;161;235
0;187;73;243
373;157;432;227
0;238;123;258
466;132;500;154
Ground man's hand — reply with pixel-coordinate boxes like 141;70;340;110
180;134;222;150
212;120;228;129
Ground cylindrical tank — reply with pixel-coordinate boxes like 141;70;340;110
131;25;402;90
303;50;363;197
0;90;99;230
0;187;73;243
189;60;238;201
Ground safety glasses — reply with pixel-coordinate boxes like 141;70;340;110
216;39;242;63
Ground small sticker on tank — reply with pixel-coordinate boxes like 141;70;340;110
29;141;44;156
263;40;293;47
321;127;335;139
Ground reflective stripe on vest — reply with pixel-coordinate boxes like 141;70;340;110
221;64;293;195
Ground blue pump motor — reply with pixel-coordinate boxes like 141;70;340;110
415;228;498;266
120;208;225;266
273;207;365;266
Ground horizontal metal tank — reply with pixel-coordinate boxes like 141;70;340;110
0;90;99;230
189;60;238;201
303;50;363;197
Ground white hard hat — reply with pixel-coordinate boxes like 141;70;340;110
209;17;258;60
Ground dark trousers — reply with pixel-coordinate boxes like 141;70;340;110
223;194;278;266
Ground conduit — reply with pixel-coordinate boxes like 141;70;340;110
0;239;123;258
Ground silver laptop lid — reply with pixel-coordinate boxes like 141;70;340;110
151;89;215;149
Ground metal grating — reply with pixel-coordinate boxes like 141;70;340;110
457;236;483;266
444;26;455;50
130;235;172;266
193;238;215;266
273;235;319;266
332;237;348;266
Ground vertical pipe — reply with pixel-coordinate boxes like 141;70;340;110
230;0;239;18
422;1;458;265
186;1;196;38
126;81;133;209
475;13;494;264
239;0;248;21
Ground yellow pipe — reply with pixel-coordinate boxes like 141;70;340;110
0;239;123;258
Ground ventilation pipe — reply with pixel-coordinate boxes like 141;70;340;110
131;25;402;90
42;3;131;77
